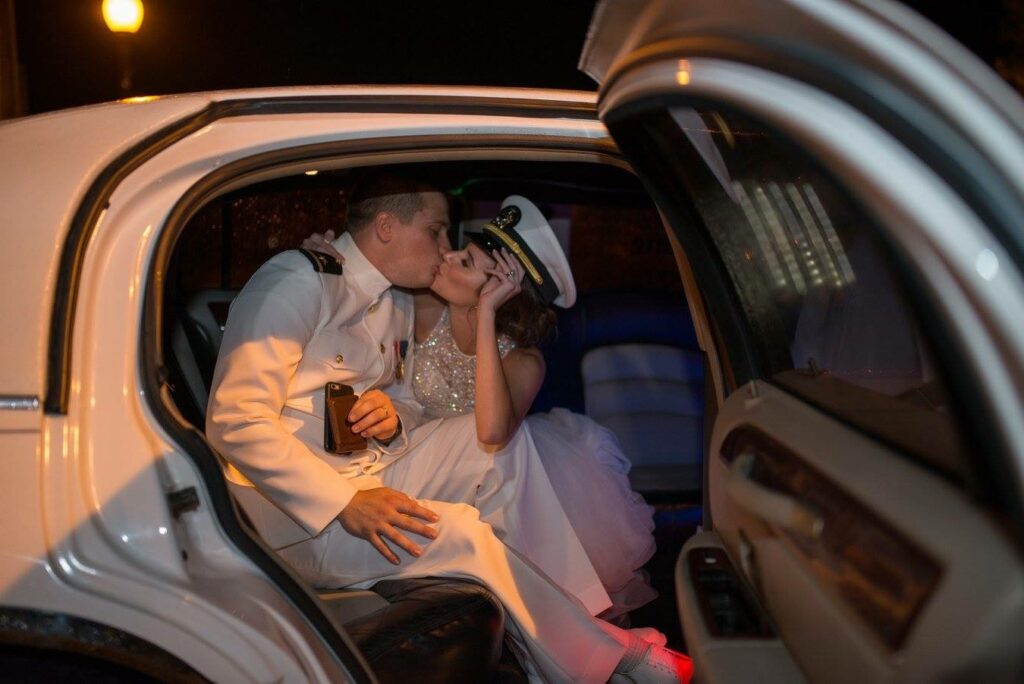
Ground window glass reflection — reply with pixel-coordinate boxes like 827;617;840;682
669;107;965;478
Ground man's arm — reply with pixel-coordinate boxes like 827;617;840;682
206;261;357;537
206;256;438;562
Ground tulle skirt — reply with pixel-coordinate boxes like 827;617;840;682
526;409;657;618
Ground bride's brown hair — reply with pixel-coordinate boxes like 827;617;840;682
495;280;557;348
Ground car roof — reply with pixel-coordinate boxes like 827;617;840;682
0;94;212;397
0;85;597;399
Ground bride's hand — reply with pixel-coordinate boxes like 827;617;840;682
300;230;345;265
478;249;525;315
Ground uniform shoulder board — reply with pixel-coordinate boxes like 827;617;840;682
298;248;343;275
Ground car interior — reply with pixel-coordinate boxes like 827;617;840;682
160;159;706;680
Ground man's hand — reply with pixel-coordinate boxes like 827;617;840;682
300;229;345;264
338;488;440;564
348;389;399;440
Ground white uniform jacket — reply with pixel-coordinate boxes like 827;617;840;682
206;233;424;545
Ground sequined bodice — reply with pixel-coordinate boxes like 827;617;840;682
413;308;517;420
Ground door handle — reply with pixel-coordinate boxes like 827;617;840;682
728;452;824;540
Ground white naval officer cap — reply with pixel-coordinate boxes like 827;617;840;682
469;195;577;308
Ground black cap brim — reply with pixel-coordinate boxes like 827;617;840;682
463;227;559;305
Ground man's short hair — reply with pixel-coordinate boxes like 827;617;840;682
346;174;440;234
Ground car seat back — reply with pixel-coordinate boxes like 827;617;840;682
534;291;704;492
582;343;703;491
170;289;237;420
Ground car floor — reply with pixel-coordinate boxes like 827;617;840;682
628;496;703;653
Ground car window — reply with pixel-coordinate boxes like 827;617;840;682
660;107;969;484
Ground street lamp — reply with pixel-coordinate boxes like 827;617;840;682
102;0;143;33
102;0;144;95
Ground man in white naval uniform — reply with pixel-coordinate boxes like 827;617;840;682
206;177;691;683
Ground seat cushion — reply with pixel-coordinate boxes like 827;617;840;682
582;344;704;469
344;578;510;684
533;290;700;414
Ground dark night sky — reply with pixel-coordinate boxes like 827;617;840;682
10;0;1021;115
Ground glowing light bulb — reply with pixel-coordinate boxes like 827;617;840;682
676;59;691;86
103;0;144;34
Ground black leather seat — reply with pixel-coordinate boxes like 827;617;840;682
169;289;237;426
345;578;527;684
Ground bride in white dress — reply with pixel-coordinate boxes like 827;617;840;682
306;195;657;620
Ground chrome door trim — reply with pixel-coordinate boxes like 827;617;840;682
0;395;40;411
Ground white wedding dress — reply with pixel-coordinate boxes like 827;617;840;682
412;308;657;618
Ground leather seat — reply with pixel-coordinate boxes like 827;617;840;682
343;578;510;684
533;290;704;493
169;288;236;425
583;343;703;492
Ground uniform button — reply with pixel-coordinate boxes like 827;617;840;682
335;354;344;364
368;303;379;313
378;344;385;354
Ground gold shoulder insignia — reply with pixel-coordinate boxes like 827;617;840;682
298;248;343;275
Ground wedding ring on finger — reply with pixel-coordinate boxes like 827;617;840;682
507;269;516;281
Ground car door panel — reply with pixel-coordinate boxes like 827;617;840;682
677;532;807;684
0;95;212;402
693;381;1024;683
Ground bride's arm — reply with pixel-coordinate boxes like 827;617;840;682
475;318;544;447
474;249;545;447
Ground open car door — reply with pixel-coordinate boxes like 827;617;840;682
583;1;1024;682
